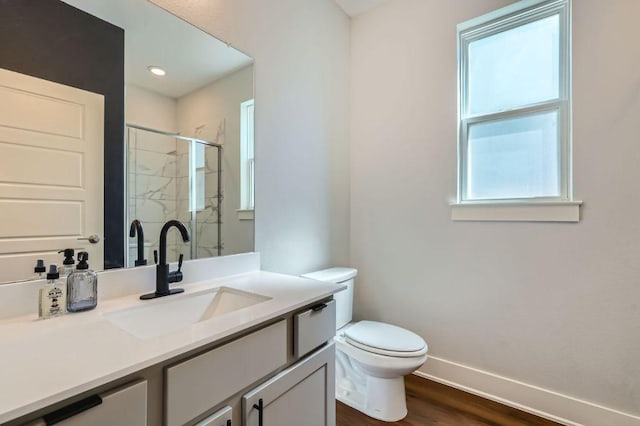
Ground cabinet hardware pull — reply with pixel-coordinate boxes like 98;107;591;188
226;420;232;426
253;398;263;426
43;394;102;425
311;303;328;312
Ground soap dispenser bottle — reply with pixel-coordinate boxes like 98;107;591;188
39;265;67;319
67;252;97;312
59;249;75;278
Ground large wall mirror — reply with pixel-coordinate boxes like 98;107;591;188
0;0;254;283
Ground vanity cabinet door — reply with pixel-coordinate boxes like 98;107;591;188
242;343;335;426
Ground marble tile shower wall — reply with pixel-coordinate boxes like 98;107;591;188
128;129;181;266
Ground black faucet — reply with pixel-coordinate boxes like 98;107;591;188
129;219;147;266
140;220;190;300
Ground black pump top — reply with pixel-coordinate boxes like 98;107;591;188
59;248;75;265
46;264;59;280
34;259;46;273
76;252;89;270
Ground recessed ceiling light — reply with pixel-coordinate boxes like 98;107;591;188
148;66;166;76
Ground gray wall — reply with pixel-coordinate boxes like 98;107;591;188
350;0;640;417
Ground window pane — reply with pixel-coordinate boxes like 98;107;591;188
468;14;559;115
466;111;560;200
194;142;205;168
247;103;254;160
190;142;206;211
195;169;205;211
240;100;255;210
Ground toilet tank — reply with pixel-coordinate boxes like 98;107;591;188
301;267;357;330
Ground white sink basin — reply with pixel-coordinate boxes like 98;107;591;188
103;287;271;339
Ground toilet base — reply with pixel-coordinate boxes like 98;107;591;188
337;375;408;422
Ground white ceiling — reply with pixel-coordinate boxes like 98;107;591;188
62;0;253;98
335;0;389;17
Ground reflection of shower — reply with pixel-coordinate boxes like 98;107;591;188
125;124;223;266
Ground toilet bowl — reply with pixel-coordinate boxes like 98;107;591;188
301;268;428;422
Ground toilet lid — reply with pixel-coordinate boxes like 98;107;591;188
344;321;427;357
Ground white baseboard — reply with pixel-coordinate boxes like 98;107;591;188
414;356;640;426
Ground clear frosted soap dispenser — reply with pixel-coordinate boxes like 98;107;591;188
39;264;67;319
59;248;75;278
66;252;97;312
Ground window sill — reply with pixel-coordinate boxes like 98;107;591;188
237;209;254;221
450;200;582;222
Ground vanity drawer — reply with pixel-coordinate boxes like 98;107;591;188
29;380;147;426
294;300;336;358
165;320;287;426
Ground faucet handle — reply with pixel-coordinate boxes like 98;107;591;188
166;254;185;285
153;250;158;265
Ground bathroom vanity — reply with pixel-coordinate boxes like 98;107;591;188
0;254;344;426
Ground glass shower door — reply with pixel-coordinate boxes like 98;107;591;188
126;126;222;268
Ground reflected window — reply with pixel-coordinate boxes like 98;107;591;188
240;99;255;211
458;0;571;202
192;141;205;212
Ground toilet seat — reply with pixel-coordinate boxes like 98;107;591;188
343;321;427;358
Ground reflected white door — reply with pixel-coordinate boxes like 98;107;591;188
0;68;104;282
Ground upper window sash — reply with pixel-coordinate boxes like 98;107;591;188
458;0;571;118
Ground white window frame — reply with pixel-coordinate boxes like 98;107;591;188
453;0;581;222
238;99;254;220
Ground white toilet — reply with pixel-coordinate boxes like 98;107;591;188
301;267;428;422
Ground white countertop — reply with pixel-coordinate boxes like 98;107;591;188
0;270;345;424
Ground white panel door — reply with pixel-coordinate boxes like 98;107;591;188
0;68;104;282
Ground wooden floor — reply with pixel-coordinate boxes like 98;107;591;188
336;375;561;426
